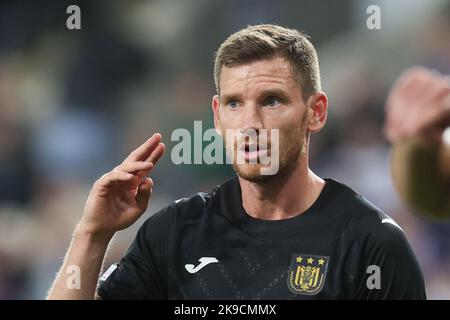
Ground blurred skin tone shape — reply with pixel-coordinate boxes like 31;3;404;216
384;66;450;219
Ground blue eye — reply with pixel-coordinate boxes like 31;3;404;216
265;97;281;107
228;100;239;109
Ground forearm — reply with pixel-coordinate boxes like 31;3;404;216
47;225;112;300
391;135;450;218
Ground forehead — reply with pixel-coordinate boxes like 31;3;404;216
220;56;299;95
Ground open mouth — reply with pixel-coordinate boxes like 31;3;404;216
238;143;269;162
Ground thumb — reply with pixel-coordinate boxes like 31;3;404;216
136;177;153;212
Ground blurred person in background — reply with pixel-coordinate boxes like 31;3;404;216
384;66;450;219
384;67;450;299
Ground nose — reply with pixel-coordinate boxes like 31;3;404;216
240;103;263;133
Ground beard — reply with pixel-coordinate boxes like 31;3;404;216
225;115;308;183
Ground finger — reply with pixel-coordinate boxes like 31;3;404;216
136;178;153;212
115;161;154;174
430;79;450;103
386;70;437;137
384;68;449;143
445;93;450;110
413;104;450;135
393;66;432;93
389;67;435;112
404;69;441;99
125;133;162;162
98;170;137;187
146;143;165;166
403;84;450;135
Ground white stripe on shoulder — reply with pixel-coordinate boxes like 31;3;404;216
99;263;118;281
381;218;404;232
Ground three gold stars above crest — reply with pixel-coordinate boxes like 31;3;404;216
296;256;326;265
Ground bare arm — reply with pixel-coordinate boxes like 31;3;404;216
47;226;111;299
390;135;450;218
47;133;165;299
384;67;450;218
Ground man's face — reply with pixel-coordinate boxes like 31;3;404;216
212;55;324;182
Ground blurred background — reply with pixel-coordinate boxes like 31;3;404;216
0;0;449;299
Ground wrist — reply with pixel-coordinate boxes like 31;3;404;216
74;223;114;245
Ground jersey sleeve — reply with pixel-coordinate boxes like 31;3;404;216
353;219;426;300
97;208;171;300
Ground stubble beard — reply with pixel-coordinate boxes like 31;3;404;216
228;116;308;184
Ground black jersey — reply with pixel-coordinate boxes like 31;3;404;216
97;177;426;300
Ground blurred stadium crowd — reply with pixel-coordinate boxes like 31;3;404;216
0;0;449;299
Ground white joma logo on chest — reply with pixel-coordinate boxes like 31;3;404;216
185;257;219;274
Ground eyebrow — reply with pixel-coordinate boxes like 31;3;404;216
221;88;290;103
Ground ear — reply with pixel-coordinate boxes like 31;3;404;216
212;95;222;136
306;92;328;133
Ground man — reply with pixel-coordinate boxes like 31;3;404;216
384;66;450;219
48;24;425;299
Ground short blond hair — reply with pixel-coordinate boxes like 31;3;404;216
214;24;321;99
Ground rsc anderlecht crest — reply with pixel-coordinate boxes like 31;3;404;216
287;254;329;295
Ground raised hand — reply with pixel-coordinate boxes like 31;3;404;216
79;133;165;240
384;67;450;143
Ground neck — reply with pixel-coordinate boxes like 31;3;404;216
239;157;325;220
